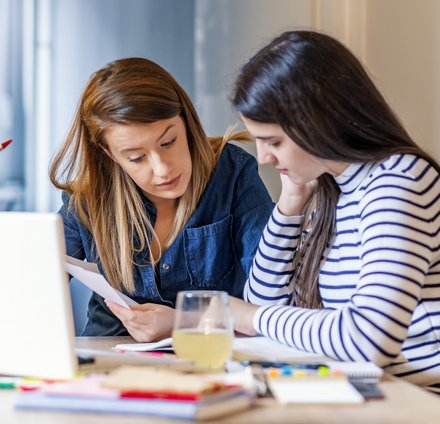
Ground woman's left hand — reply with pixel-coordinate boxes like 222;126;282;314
105;301;175;342
278;174;317;216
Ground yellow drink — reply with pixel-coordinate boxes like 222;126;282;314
172;329;233;371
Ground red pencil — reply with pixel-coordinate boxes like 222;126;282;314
0;139;12;151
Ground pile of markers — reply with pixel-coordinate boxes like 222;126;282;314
241;360;341;378
265;363;333;378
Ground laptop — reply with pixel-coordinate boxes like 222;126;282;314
0;212;79;379
0;212;192;379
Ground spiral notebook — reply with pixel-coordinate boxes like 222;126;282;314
327;361;383;383
234;337;384;383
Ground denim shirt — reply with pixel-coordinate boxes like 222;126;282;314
59;143;274;336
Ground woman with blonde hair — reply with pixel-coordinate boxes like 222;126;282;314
50;57;273;341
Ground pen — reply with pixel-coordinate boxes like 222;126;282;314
0;139;12;152
244;364;272;398
240;360;328;370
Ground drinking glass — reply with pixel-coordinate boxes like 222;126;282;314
172;290;234;372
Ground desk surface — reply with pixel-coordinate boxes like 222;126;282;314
2;336;439;424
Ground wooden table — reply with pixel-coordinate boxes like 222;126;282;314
1;337;439;424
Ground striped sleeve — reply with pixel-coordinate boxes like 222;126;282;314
243;205;303;305
252;160;440;366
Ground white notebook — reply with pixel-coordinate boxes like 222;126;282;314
268;376;365;404
327;361;383;383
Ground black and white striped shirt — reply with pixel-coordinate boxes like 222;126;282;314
244;154;440;392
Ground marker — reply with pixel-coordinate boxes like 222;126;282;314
267;367;281;378
0;377;21;389
0;139;12;152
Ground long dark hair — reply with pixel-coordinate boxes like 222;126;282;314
233;30;440;308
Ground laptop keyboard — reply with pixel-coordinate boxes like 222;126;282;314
77;355;95;365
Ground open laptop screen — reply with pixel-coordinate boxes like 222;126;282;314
0;212;78;379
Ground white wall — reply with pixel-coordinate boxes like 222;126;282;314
195;0;440;200
309;0;440;159
364;0;440;158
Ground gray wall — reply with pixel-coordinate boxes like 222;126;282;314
47;0;196;334
50;0;195;213
0;0;25;210
194;0;315;199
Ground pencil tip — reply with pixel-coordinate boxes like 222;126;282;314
1;139;13;149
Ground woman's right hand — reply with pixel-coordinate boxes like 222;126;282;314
105;300;175;342
277;174;316;216
228;296;259;336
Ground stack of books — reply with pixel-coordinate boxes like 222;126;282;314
14;366;253;420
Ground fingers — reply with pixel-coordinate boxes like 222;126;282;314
105;302;153;342
105;301;146;328
105;301;135;320
130;303;157;312
105;300;173;342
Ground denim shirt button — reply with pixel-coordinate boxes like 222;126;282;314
162;262;170;270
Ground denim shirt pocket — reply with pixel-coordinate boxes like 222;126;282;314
183;215;236;288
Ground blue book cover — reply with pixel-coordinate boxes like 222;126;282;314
14;390;251;420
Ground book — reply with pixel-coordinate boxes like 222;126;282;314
14;390;252;420
101;366;228;393
267;374;365;404
14;369;253;420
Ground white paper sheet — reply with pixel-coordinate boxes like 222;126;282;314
233;336;329;362
112;335;330;360
112;337;173;351
65;255;138;309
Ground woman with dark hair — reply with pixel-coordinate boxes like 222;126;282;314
50;57;273;341
229;31;440;393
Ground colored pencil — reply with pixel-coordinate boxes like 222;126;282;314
0;139;12;151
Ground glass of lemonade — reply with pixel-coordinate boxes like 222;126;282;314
172;290;234;372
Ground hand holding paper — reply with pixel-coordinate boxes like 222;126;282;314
105;301;175;342
65;255;138;308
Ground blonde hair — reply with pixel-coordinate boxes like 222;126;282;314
50;57;252;293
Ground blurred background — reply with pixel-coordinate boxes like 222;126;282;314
2;0;439;332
